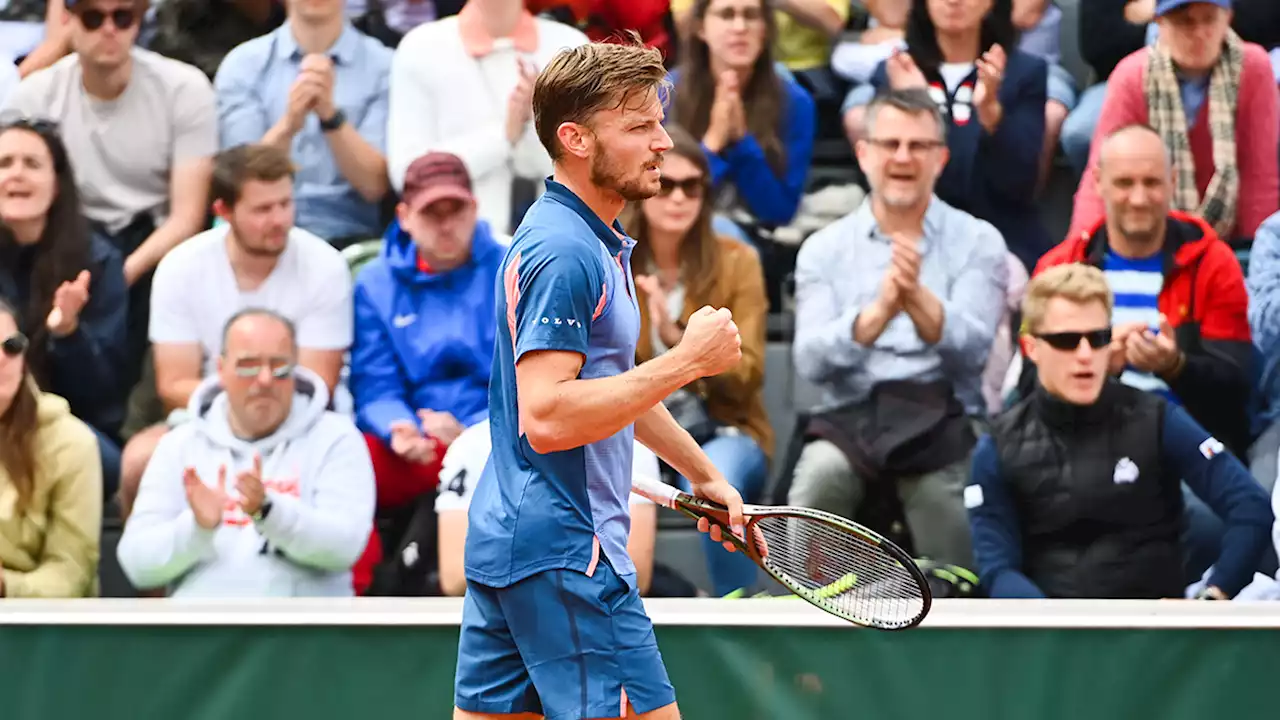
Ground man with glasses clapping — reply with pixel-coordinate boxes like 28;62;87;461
117;308;375;598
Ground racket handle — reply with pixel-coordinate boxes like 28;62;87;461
630;476;681;509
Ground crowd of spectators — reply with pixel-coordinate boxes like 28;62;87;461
0;0;1278;605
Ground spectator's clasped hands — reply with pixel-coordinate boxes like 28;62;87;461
389;419;437;466
875;233;924;313
184;465;230;530
1125;315;1183;377
46;270;91;338
703;71;746;154
300;54;338;122
506;57;538;146
236;454;267;517
973;44;1006;133
635;274;684;348
418;409;465;447
885;47;927;91
1107;321;1148;376
281;54;338;135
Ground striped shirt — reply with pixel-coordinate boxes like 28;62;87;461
1103;251;1177;403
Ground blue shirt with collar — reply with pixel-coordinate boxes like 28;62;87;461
214;22;391;242
792;195;1009;416
465;178;643;590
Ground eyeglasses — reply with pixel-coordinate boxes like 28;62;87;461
230;356;295;380
657;176;705;199
865;138;946;155
1034;328;1113;351
78;8;137;31
1;333;28;358
708;6;764;23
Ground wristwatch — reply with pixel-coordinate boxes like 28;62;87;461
319;109;346;132
251;498;274;523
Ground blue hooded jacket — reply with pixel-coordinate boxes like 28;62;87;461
350;218;506;444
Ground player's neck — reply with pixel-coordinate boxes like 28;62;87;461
553;169;626;229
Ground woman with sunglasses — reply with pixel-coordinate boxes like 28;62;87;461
0;118;129;498
667;0;815;236
625;125;773;597
0;297;103;597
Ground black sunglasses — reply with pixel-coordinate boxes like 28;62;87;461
1;333;29;358
657;176;704;199
78;7;137;31
1034;328;1113;351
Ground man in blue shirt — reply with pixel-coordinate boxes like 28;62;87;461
215;0;391;247
455;41;748;720
966;263;1272;600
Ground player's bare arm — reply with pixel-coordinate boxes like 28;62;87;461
516;306;742;455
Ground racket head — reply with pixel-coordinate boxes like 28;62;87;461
744;507;932;630
629;478;932;630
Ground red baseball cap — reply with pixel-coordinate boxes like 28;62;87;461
402;152;475;211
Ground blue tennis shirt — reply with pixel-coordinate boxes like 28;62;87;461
464;178;642;589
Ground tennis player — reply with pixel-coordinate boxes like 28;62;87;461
454;39;748;720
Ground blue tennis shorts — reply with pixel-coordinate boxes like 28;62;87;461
454;559;676;719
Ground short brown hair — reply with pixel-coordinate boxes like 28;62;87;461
1021;263;1114;335
533;37;669;162
211;143;296;207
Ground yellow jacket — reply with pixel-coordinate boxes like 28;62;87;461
0;389;102;597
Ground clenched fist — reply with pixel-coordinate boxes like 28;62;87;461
676;306;742;378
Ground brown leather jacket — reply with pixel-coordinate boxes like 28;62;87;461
634;237;774;460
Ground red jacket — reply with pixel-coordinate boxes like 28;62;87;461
1035;210;1253;452
526;0;674;60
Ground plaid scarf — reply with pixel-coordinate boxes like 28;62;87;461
1144;29;1244;239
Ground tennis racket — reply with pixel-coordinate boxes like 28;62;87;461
631;476;932;630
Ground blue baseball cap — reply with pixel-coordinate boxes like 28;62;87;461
1155;0;1230;16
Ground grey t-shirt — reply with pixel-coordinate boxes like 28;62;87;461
5;47;217;233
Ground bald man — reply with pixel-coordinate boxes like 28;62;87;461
1031;123;1257;584
117;308;376;597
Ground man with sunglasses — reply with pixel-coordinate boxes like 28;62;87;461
117;308;375;597
6;0;217;397
966;263;1272;600
1033;124;1255;582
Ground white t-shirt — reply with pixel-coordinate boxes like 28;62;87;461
5;48;218;234
149;225;354;376
435;419;659;513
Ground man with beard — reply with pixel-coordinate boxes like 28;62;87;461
117;144;353;522
788;88;1008;572
454;40;745;720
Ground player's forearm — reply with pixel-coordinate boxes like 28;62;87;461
635;404;719;487
522;351;698;455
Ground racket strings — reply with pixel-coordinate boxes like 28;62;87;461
753;515;926;629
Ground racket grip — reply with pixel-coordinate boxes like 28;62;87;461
630;476;680;509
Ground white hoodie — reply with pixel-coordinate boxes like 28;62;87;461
117;368;375;597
